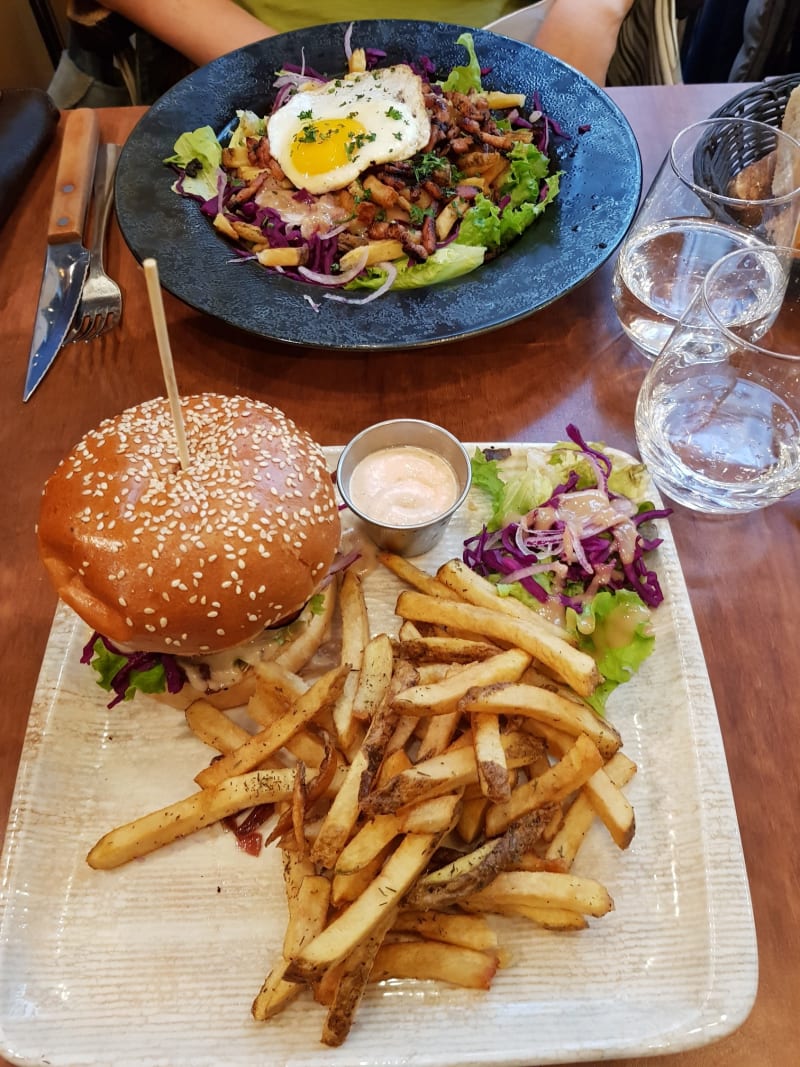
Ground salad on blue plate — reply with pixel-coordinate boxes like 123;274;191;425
165;28;563;304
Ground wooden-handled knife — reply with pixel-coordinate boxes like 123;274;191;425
23;108;99;402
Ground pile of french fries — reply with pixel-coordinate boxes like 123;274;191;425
86;553;637;1047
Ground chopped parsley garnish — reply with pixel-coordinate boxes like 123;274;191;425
409;204;436;225
411;151;445;183
345;130;377;159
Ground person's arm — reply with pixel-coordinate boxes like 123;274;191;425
88;0;275;66
534;0;635;85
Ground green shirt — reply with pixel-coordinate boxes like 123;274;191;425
235;2;530;33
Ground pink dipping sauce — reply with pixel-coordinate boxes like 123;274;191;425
348;445;461;527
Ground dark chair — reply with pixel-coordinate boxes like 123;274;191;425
27;0;65;67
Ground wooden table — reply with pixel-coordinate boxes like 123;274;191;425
1;84;798;1067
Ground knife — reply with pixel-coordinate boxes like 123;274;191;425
23;108;99;402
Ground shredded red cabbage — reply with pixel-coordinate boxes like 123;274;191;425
412;54;437;80
463;425;672;611
173;167;207;203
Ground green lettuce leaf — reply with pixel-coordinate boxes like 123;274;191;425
164;126;223;200
542;440;649;499
308;592;327;616
228;109;265;150
470;449;553;528
87;638;168;702
438;32;483;93
456;147;560;252
346;244;485;291
503;142;556;206
566;590;655;715
470;448;507;507
456;143;560;252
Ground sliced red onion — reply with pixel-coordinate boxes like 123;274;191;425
320;221;351;240
327;548;361;576
323;260;398;305
343;21;354;59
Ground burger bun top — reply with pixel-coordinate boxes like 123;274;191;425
37;394;340;656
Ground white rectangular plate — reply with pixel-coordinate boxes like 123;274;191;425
0;445;757;1066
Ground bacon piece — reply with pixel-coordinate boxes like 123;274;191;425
420;215;437;256
228;171;269;206
479;130;514;150
367;220;407;241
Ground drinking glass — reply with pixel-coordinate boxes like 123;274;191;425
635;245;800;514
612;117;800;359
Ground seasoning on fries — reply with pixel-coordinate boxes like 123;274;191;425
86;552;638;1047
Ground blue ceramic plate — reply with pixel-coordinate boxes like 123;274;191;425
115;20;642;350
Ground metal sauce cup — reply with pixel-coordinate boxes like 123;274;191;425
337;419;472;557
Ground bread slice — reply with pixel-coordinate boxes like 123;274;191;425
774;84;800;246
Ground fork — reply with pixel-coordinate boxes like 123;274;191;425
67;143;122;343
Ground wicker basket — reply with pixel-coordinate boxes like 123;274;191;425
693;119;786;200
708;73;800;125
691;75;800;213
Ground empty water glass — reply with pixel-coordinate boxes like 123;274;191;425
635;245;800;513
612;117;800;359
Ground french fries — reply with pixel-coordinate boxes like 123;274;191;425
461;681;622;758
391;909;498;950
185;698;253;753
370;940;500;989
194;666;347;789
86;553;638;1046
467;870;615;918
392;647;531;716
340;238;404;270
252;871;331;1021
256;246;307;268
395;590;600;695
86;768;296;869
286;832;442;983
272;579;337;673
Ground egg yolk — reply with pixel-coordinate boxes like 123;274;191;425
289;117;373;177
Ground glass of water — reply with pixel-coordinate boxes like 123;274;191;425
635;245;800;514
612;117;800;359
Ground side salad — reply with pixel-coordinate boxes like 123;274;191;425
464;426;672;713
165;29;564;303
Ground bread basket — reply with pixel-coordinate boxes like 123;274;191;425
707;73;800;125
691;75;800;213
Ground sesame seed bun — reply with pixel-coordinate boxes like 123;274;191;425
37;394;340;658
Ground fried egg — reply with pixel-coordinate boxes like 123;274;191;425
267;64;431;195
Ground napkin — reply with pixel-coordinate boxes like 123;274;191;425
0;88;59;232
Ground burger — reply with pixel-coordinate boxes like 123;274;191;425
37;393;341;709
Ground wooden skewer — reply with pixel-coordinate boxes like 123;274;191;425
143;257;190;470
